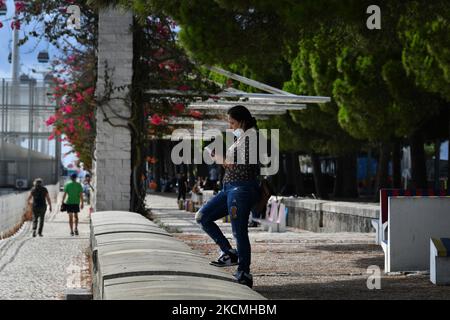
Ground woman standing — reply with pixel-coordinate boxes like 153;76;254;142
195;105;260;288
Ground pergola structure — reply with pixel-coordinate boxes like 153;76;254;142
148;65;331;138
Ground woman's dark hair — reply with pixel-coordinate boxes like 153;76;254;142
227;105;257;130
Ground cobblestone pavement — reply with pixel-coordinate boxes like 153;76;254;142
0;193;91;300
147;193;450;300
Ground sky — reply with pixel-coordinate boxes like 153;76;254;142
0;0;77;167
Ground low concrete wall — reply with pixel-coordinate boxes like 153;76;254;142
0;183;59;238
91;211;265;300
283;198;379;233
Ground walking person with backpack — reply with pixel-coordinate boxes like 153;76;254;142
27;178;52;237
62;173;84;236
195;105;261;288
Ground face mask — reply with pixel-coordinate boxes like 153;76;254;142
233;129;243;138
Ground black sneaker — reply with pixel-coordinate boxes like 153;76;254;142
70;231;74;236
38;233;43;237
248;221;259;228
32;231;36;237
74;229;79;236
210;249;238;267
234;271;253;288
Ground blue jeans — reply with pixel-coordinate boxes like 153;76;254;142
195;180;260;273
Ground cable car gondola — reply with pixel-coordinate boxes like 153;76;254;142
37;50;49;63
20;74;30;83
44;73;53;83
0;3;7;16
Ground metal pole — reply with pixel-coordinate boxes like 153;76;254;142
27;82;33;184
1;79;4;137
10;1;20;146
5;81;9;143
0;79;4;187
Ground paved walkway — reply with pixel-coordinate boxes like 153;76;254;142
0;193;91;300
147;192;450;300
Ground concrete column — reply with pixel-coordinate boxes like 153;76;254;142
93;8;133;211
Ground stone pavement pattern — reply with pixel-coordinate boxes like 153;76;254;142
0;193;91;300
147;193;450;299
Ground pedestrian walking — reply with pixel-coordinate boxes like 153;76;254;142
27;178;52;237
177;172;188;201
62;173;84;236
195;105;261;288
82;174;94;205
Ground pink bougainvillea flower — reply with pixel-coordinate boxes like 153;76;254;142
15;1;26;13
173;103;185;112
45;115;57;126
84;122;92;130
62;105;73;114
153;48;165;58
48;133;55;141
150;114;162;126
84;87;95;96
189;110;203;119
67;55;77;63
178;85;190;91
11;20;21;30
75;92;84;103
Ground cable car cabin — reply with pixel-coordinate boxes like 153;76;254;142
44;73;53;82
20;74;30;83
8;52;11;64
37;51;50;63
0;3;7;16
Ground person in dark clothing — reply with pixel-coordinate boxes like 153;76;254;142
195;105;261;288
177;173;188;201
27;178;52;237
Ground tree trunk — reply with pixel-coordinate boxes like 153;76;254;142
311;153;328;199
282;153;295;196
153;139;163;192
292;152;305;196
434;139;441;190
392;141;402;188
410;132;427;189
333;156;344;198
342;153;358;198
375;142;390;196
278;153;288;195
130;22;148;214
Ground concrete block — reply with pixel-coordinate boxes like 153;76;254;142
65;288;93;300
103;276;265;300
430;238;450;285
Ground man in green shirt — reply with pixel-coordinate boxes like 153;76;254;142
62;173;84;236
